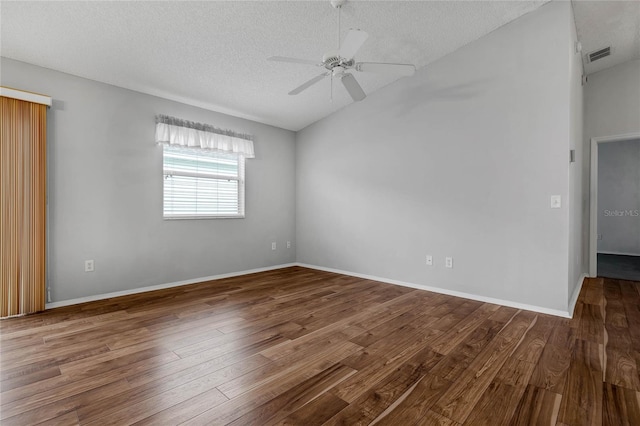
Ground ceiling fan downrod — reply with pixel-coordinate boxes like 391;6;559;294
332;0;346;50
331;0;347;100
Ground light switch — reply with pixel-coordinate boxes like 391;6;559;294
550;195;561;209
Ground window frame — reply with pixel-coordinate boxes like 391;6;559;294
162;145;246;220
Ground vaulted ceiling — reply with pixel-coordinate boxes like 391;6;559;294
2;1;638;131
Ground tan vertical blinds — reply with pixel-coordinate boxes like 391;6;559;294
1;96;47;317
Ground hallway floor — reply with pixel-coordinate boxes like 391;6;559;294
598;254;640;281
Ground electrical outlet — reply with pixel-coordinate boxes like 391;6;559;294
445;257;453;269
271;242;276;250
85;260;94;272
287;241;291;249
426;255;433;266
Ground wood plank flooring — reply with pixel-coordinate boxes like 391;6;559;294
1;266;639;425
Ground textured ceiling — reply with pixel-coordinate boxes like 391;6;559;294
573;0;640;75
1;1;636;131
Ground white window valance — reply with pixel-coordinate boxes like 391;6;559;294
155;115;255;158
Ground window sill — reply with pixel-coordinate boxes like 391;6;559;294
163;215;245;220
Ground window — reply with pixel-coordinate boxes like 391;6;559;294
156;114;253;218
163;145;245;219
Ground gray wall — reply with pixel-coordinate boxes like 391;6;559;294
567;2;587;301
585;60;640;140
1;58;297;303
296;1;575;312
597;139;640;255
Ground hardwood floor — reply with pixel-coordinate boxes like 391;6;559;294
1;266;639;425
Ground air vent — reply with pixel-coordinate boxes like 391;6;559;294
587;47;611;63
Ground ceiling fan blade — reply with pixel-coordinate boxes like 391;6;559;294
268;56;320;66
289;73;329;95
339;29;369;60
340;73;366;102
355;62;416;76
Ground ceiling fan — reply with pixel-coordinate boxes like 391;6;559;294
268;0;416;102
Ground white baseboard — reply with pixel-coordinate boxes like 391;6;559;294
568;273;588;318
597;251;640;257
295;263;572;318
46;261;577;318
45;263;298;310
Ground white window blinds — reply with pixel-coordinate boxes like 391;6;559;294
163;145;245;218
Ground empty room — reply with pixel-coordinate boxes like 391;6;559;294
1;0;639;425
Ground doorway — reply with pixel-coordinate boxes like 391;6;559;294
590;134;640;280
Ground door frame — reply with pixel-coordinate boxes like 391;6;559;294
589;132;640;277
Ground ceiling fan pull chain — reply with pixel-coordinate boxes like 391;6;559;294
330;74;333;102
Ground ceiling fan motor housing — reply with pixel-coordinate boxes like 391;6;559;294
322;51;355;71
322;51;341;69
